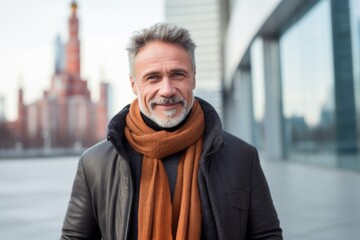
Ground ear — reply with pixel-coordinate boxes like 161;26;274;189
130;75;138;96
192;71;196;89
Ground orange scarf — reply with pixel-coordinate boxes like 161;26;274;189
125;99;204;240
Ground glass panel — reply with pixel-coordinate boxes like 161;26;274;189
280;0;336;166
350;0;360;153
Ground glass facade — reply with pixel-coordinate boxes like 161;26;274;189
224;0;360;171
280;0;360;170
350;0;360;155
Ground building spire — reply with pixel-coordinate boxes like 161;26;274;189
71;1;78;13
66;0;81;79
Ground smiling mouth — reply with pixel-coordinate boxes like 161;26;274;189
152;102;181;112
150;97;184;109
156;102;180;107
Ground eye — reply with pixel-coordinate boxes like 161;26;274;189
146;75;159;81
172;72;186;79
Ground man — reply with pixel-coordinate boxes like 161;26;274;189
61;23;282;240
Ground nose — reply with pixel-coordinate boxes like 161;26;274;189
159;77;176;97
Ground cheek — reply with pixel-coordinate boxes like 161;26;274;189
139;86;156;105
180;83;194;98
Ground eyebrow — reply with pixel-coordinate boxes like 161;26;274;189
169;68;190;75
170;68;187;72
142;68;190;77
142;71;160;79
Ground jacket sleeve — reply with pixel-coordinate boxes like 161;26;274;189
60;157;102;240
247;150;283;239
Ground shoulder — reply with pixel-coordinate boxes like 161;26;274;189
82;140;115;160
222;131;258;159
78;140;119;176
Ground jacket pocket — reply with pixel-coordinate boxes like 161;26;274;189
228;189;249;239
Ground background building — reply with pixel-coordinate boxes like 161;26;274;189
223;0;360;171
1;1;109;151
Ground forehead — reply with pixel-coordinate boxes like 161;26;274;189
135;41;191;64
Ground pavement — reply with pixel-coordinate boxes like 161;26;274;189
0;157;78;240
261;158;360;240
0;156;359;239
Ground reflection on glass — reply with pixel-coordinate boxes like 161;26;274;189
350;0;360;149
280;0;336;162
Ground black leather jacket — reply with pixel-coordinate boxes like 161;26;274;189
61;99;283;240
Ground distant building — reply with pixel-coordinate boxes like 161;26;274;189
11;1;109;150
54;34;66;74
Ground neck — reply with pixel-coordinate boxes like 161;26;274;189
140;110;192;132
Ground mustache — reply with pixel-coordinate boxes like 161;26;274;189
150;96;185;107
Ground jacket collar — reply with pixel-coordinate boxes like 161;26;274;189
106;104;130;158
196;97;225;155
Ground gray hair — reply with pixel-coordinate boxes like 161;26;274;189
126;22;197;76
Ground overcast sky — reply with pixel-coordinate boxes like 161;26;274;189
0;0;164;120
